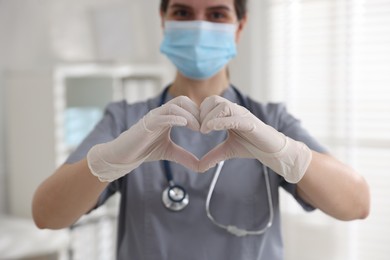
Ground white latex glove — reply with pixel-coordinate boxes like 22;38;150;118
199;95;312;183
87;96;201;182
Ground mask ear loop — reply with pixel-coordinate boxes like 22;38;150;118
205;162;274;237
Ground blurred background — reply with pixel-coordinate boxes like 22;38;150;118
0;0;389;259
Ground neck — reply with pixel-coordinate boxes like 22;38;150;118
169;69;230;106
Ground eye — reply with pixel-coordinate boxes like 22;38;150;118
211;12;225;19
208;11;230;22
172;9;193;20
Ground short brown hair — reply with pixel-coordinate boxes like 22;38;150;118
160;0;248;21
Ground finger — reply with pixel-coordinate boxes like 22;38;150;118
167;96;200;121
206;116;256;132
148;103;200;131
144;115;187;132
201;97;253;134
200;102;234;134
199;95;228;122
161;103;200;131
166;96;200;130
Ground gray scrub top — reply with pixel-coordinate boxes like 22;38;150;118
66;86;327;260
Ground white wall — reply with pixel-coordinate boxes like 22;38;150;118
0;72;6;214
0;1;8;214
4;71;57;217
230;0;268;101
1;0;54;218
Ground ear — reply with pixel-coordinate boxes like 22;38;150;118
235;14;248;43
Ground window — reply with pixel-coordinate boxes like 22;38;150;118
265;0;390;259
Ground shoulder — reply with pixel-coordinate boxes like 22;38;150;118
245;97;290;128
103;93;162;130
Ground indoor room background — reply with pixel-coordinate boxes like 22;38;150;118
0;0;389;259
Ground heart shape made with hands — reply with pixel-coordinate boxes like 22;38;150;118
87;93;288;181
90;94;308;183
88;94;298;183
161;95;260;173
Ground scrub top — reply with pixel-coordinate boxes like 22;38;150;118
66;86;327;260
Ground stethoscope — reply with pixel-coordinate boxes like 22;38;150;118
160;86;274;236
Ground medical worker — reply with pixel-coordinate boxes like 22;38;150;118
33;0;370;259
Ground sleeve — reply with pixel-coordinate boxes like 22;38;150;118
250;100;328;211
65;101;128;209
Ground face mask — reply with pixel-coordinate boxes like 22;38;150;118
160;20;237;80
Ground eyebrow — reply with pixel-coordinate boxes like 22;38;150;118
169;3;233;12
169;3;192;10
207;5;233;12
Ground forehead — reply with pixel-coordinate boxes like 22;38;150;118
168;0;235;9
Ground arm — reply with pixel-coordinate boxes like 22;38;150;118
198;96;370;221
32;158;108;229
297;151;370;220
33;96;201;229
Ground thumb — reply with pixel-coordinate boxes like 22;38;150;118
198;141;236;172
162;142;200;172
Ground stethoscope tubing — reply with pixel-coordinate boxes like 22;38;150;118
205;162;274;237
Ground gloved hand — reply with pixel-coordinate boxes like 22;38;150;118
87;96;201;182
198;95;312;183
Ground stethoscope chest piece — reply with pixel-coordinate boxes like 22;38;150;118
162;184;189;211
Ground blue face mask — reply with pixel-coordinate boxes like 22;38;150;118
160;20;237;80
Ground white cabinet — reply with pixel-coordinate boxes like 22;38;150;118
53;63;171;166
